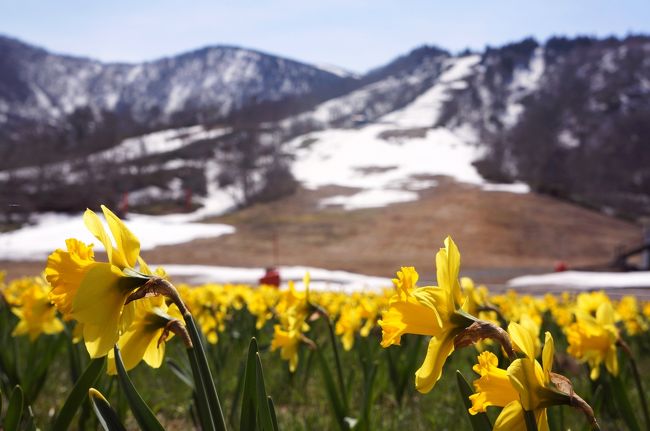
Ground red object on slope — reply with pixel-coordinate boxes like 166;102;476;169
260;267;281;287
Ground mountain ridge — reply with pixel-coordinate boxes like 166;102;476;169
1;33;650;220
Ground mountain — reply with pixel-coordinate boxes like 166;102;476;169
1;34;649;222
436;36;650;217
0;35;358;167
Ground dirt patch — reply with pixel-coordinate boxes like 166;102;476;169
353;165;398;175
377;127;429;141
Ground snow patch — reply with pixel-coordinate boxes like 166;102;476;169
558;130;580;149
381;55;480;128
0;211;234;261
508;271;650;290
502;47;545;128
481;182;531;194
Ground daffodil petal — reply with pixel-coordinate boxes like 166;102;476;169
379;299;441;347
436;236;462;310
537;409;550;431
507;358;546;411
142;337;165;369
101;205;140;268
494;400;525;431
83;208;121;266
596;301;615;326
83;321;120;358
414;329;455;393
605;348;619;376
508;322;536;359
72;263;128;325
542;332;554;378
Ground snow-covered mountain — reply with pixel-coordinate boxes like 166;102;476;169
0;35;357;165
2;34;650;220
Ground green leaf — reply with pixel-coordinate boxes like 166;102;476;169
53;357;106;431
113;345;164;431
3;385;24;431
455;371;492;431
611;374;641;431
316;347;347;430
88;388;127;431
255;353;275;431
24;334;65;402
267;397;279;431
187;346;216;431
166;359;194;389
320;310;348;412
240;338;259;431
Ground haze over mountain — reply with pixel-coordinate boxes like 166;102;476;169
1;33;649;221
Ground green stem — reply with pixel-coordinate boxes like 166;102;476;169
147;277;227;431
316;306;348;411
184;313;228;431
619;339;650;429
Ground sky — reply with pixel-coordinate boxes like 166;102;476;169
1;0;648;72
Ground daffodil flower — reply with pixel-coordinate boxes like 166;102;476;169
335;304;363;351
106;296;184;374
46;205;153;358
271;313;307;372
379;237;475;393
470;323;596;430
11;279;64;341
566;301;619;380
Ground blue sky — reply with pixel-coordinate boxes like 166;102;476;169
1;0;648;72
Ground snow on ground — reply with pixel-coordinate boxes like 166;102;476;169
508;271;650;290
501;47;545;128
381;55;479;127
161;264;391;293
289;55;530;210
0;125;231;182
92;125;231;163
0;211;234;261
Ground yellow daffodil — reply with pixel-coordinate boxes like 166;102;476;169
379;237;475;393
11;278;64;341
470;324;566;431
616;295;647;336
107;296;183;374
45;205;153;358
576;291;610;316
469;351;521;420
335;304;363;351
566;301;619;380
271;313;307;372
